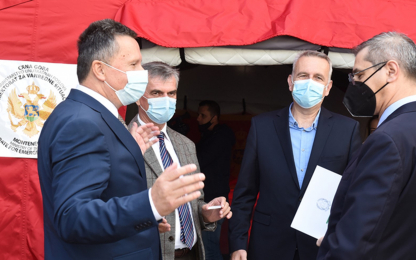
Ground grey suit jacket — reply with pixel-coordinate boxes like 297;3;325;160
128;114;216;260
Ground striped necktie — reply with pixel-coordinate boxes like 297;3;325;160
157;133;194;249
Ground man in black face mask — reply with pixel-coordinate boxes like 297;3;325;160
317;32;416;260
196;100;236;260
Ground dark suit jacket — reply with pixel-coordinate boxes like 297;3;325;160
318;101;416;260
37;89;160;260
228;106;361;260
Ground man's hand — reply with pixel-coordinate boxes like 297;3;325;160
158;218;171;234
151;163;205;216
129;122;159;155
201;196;232;223
316;236;324;247
231;250;247;260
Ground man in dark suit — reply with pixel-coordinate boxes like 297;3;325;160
37;19;205;260
229;50;362;260
317;32;416;260
127;62;232;260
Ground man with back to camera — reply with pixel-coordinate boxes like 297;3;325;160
228;50;362;260
37;19;206;260
127;61;232;260
317;32;416;260
196;100;236;260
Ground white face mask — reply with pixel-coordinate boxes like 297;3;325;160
101;61;148;106
140;96;176;124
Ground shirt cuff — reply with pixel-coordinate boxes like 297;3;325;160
148;188;163;221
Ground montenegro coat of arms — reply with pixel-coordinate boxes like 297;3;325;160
7;82;56;138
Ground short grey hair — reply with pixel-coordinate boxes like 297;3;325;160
292;50;333;81
142;62;180;87
354;32;416;80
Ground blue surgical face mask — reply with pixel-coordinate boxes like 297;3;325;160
101;61;148;106
292;79;327;109
141;96;176;124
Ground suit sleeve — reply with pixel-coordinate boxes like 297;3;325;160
321;132;403;259
228;118;260;253
50;117;157;244
348;121;362;162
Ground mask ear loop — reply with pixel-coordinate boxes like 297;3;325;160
100;61;127;74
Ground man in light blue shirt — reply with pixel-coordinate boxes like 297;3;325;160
229;50;361;260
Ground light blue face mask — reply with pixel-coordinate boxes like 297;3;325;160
101;61;148;106
141;96;176;124
292;79;327;109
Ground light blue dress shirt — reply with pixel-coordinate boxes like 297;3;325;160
377;95;416;127
288;103;321;188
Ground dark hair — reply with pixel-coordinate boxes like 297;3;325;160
77;19;137;83
199;100;220;119
354;32;416;80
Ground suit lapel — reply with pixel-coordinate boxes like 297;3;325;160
167;127;188;167
67;89;145;177
130;114;164;177
300;108;333;195
273;107;299;189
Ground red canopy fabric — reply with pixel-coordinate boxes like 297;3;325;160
1;1;416;259
116;0;416;49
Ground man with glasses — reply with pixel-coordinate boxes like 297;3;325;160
317;32;416;259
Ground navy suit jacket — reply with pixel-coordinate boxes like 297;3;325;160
38;89;161;260
318;101;416;260
228;106;361;260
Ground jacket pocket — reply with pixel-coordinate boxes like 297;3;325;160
253;210;271;226
113;248;153;260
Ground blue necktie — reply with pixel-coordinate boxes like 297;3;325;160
158;133;194;249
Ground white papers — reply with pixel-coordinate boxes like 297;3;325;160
291;166;342;239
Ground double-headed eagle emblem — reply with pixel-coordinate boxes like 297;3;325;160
7;82;57;138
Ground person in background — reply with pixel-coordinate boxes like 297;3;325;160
196;100;236;260
128;62;232;260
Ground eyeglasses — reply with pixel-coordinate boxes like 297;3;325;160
348;61;387;85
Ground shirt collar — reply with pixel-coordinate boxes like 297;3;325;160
378;95;416;127
137;115;169;142
288;103;321;130
76;84;118;118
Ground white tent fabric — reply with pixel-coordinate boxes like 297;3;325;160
184;47;355;68
139;36;355;68
141;46;181;66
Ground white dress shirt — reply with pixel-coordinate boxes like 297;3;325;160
138;116;197;249
378;95;416;127
75;85;162;222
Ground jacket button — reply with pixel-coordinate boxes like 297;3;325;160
169;236;174;242
135;225;141;231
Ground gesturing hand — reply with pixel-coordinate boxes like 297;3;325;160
129;122;159;155
151;163;205;216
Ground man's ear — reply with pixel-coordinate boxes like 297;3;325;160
91;60;106;81
288;75;294;92
324;80;333;97
386;60;399;83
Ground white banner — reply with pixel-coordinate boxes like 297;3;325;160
0;60;78;158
